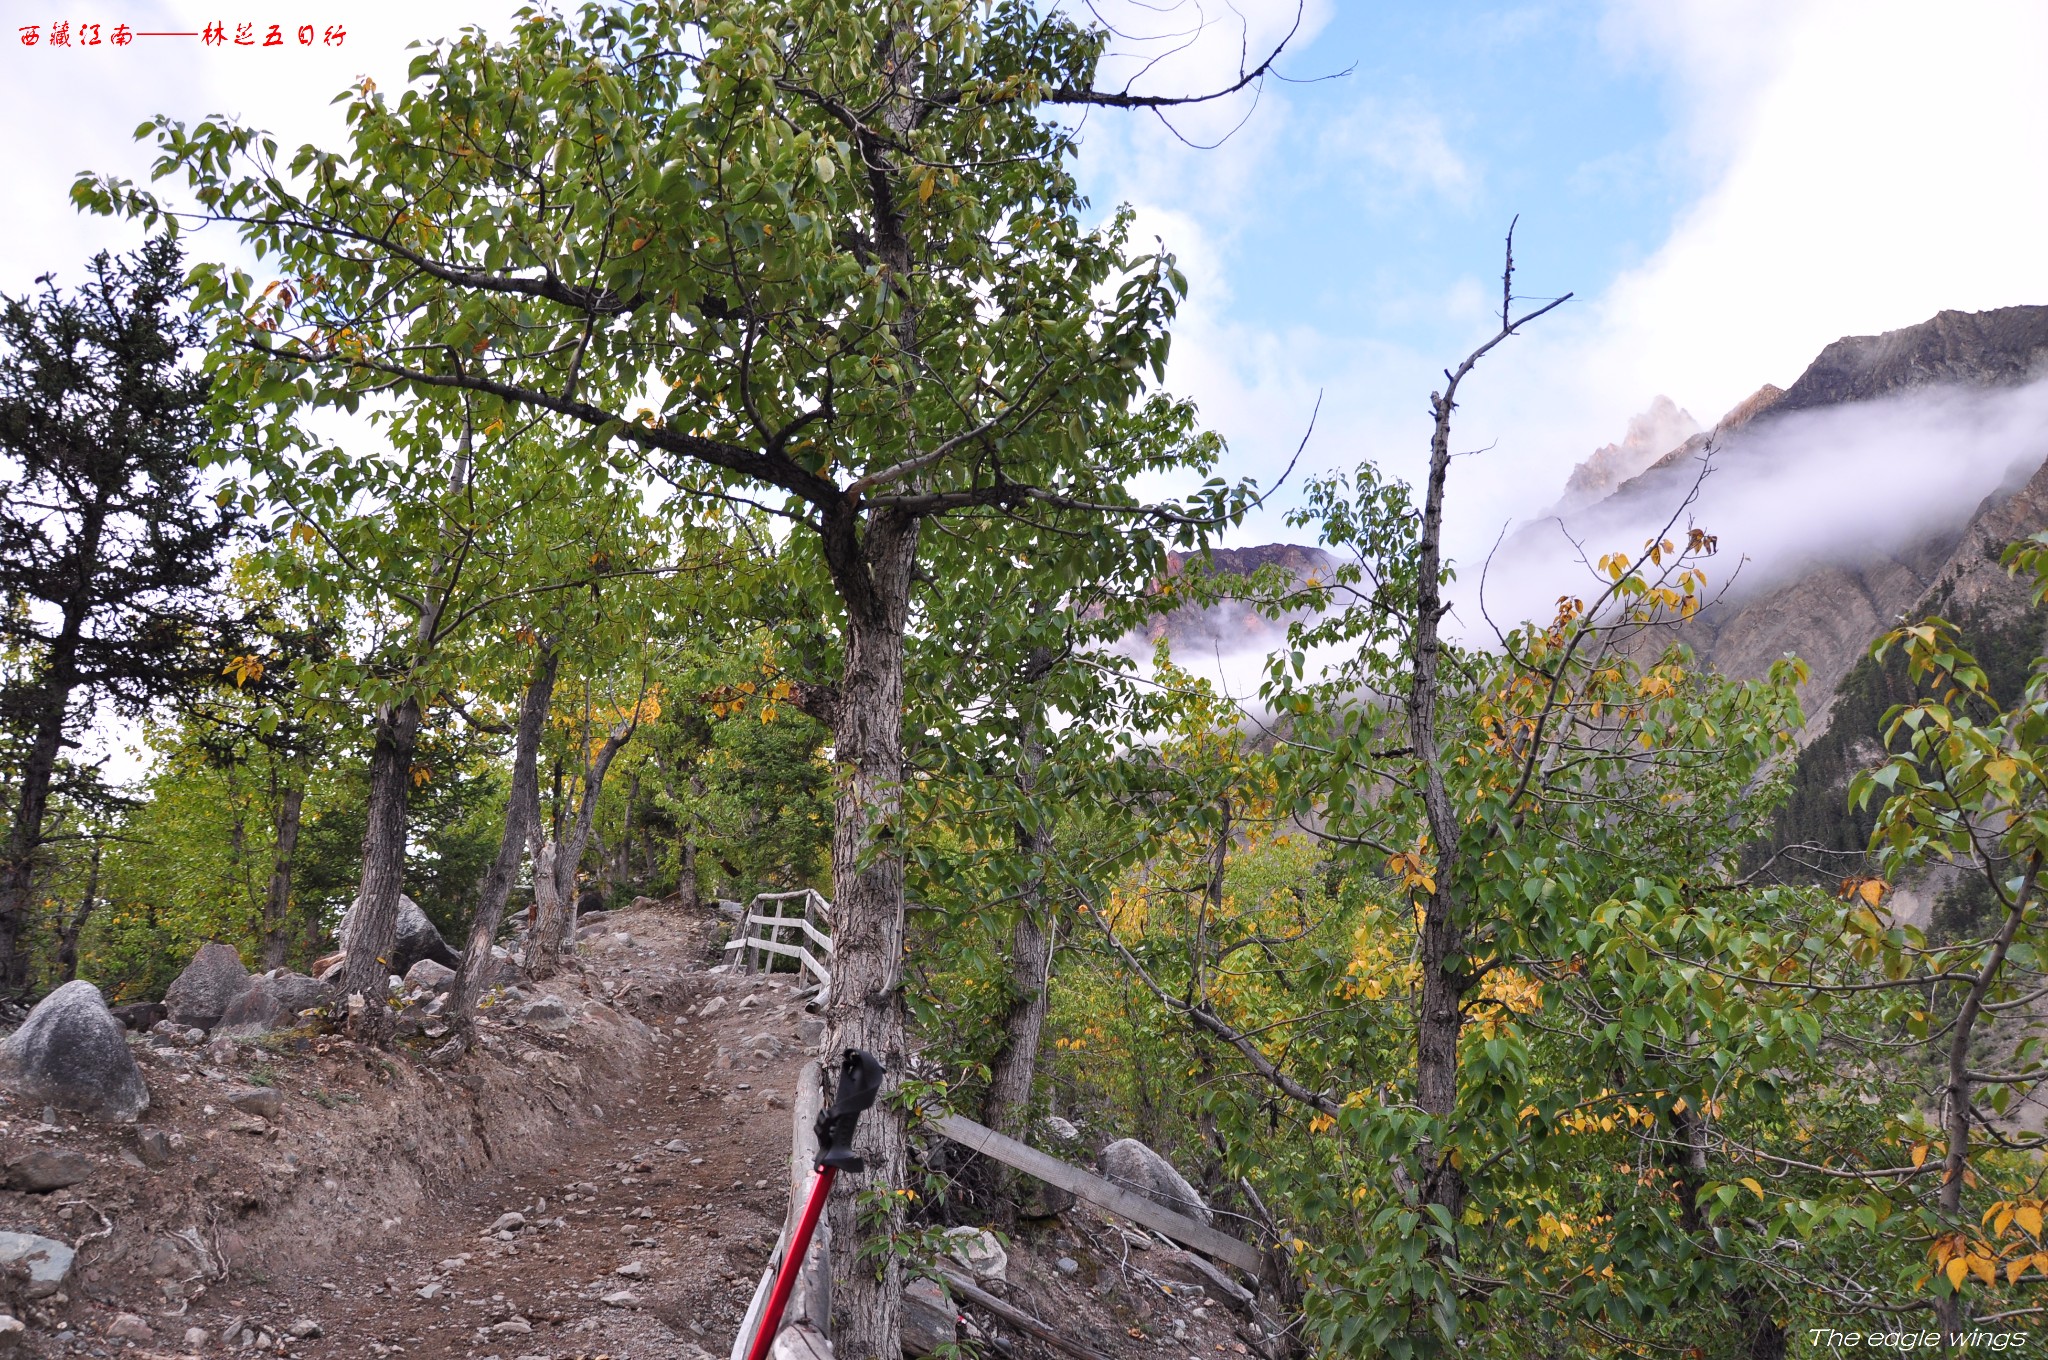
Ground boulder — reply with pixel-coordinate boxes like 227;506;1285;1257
0;1231;74;1299
2;1148;91;1193
1097;1138;1211;1226
261;969;332;1016
0;980;149;1122
213;977;289;1038
404;958;457;993
109;1001;167;1032
338;892;461;977
901;1276;955;1356
163;942;250;1030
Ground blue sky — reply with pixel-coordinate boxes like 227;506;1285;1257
1107;3;1686;356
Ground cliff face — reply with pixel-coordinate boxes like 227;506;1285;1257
1772;306;2048;415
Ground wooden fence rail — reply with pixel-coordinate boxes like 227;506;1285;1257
723;888;833;990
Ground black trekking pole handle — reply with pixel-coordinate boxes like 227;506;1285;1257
814;1047;885;1171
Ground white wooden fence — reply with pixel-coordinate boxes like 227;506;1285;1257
723;888;834;990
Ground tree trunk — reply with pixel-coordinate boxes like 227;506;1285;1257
0;636;91;993
676;842;700;910
984;696;1054;1140
0;708;68;994
338;696;424;1021
525;704;639;979
260;785;305;971
450;644;558;1027
822;514;919;1360
1408;378;1473;1234
0;499;100;995
525;835;569;978
56;844;100;984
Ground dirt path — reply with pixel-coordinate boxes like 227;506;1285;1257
180;908;816;1360
0;900;1275;1360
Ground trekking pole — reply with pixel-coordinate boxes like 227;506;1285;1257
745;1047;884;1360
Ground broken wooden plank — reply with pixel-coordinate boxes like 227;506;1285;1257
926;1113;1262;1275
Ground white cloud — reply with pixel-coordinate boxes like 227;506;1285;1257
1319;99;1476;203
0;3;529;295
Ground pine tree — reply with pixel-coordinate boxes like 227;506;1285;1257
0;237;235;992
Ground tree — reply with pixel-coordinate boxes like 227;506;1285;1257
81;5;1293;1349
0;237;236;993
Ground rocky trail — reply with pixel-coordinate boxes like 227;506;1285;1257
0;901;1278;1360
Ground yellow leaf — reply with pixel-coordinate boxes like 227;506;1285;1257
1858;878;1888;907
917;173;935;203
2019;1205;2044;1237
1740;1177;1764;1201
1969;1254;1997;1288
1911;1144;1929;1168
1946;1258;1969;1290
2009;1256;2031;1284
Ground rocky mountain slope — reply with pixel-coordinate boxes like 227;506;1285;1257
1526;305;2048;723
1141;544;1333;659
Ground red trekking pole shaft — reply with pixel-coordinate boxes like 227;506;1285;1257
745;1166;836;1360
744;1049;882;1360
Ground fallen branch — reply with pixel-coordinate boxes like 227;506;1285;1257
935;1267;1116;1360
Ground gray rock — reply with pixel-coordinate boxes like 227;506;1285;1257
226;1086;282;1120
901;1276;955;1356
796;1017;826;1049
698;996;729;1019
107;1313;151;1341
261;969;332;1016
287;1318;323;1339
0;1230;74;1298
1097;1138;1212;1226
486;1211;527;1234
0;980;150;1121
416;1283;444;1301
109;1001;167;1032
1041;1115;1080;1143
339;892;461;977
943;1226;1007;1283
163;942;250;1030
1055;1255;1080;1275
404;958;457;993
519;996;573;1031
183;1328;209;1349
214;977;289;1038
134;1127;173;1167
2;1147;92;1193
